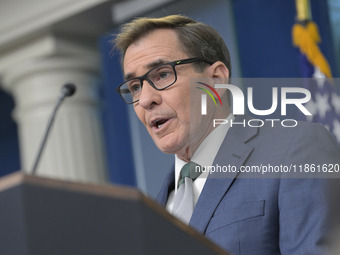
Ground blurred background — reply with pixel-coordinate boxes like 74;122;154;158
0;0;339;199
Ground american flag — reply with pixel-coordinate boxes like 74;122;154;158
292;21;340;144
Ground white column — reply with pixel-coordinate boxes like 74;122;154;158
2;55;108;183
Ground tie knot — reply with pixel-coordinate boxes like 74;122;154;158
178;162;202;187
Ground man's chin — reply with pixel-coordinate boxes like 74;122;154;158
155;142;192;161
155;141;185;155
156;145;179;155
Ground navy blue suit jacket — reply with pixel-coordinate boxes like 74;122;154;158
156;117;340;254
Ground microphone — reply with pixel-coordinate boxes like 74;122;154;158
31;83;77;175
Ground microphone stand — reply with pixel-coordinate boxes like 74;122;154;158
31;84;76;175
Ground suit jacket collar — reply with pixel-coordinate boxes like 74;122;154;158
189;115;259;233
156;165;175;206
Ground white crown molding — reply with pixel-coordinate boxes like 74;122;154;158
0;32;99;78
0;0;112;51
0;0;120;81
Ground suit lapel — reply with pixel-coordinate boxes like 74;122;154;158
189;116;259;233
156;166;175;206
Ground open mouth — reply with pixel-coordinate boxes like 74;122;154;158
152;118;170;130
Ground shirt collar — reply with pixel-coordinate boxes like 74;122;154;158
174;114;234;191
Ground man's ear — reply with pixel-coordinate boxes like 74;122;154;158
208;61;230;97
210;61;229;83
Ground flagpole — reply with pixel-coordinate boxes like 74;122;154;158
295;0;311;22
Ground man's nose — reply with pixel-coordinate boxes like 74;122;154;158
138;80;162;109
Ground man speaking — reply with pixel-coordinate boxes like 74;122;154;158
112;15;340;254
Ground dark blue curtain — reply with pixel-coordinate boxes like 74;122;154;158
99;33;137;186
0;90;20;177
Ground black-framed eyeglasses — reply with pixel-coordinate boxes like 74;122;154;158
116;57;213;104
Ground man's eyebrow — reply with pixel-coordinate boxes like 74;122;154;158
124;59;168;80
124;73;134;80
146;59;166;69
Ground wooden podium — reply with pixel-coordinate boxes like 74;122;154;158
0;172;228;255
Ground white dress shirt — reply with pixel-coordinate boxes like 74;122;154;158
166;114;234;214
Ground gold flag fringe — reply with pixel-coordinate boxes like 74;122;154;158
292;21;332;78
